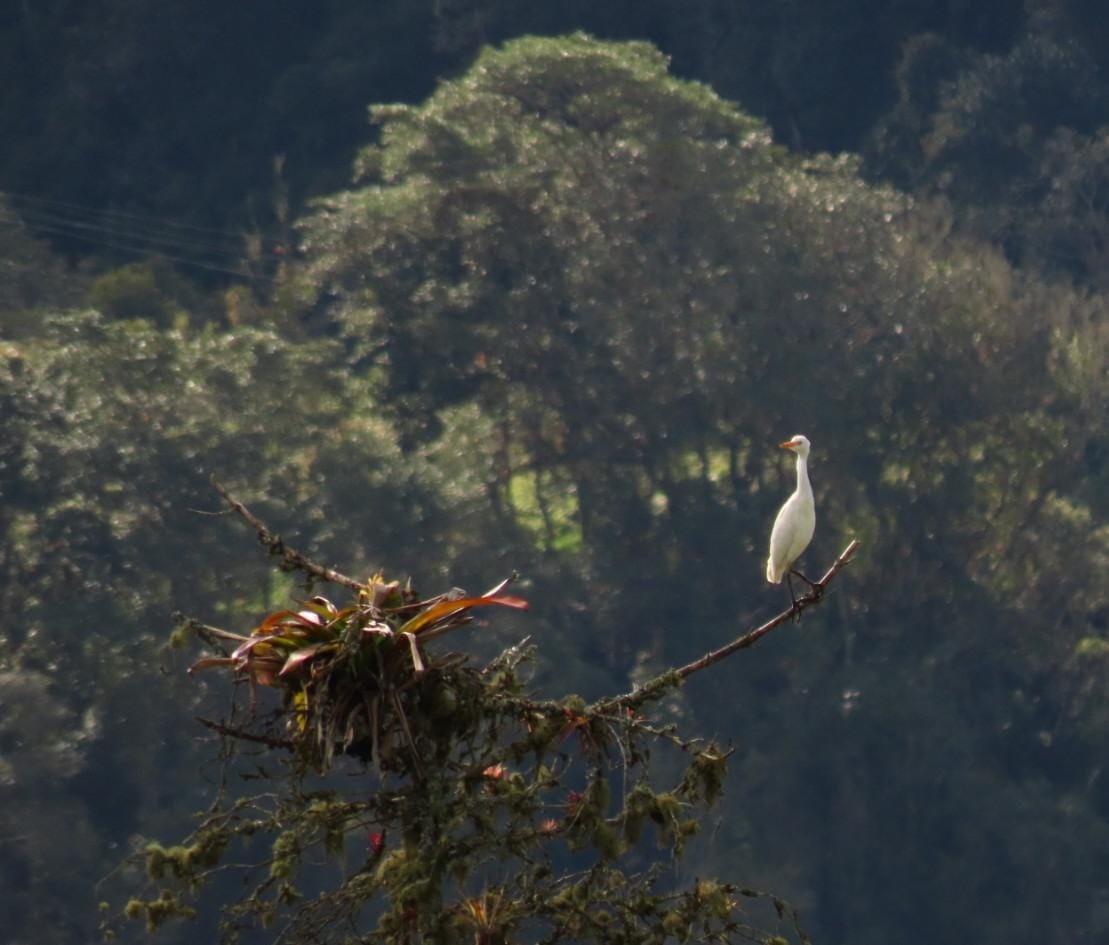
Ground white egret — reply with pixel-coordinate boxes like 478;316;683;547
766;434;817;606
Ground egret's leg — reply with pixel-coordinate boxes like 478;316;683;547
785;573;801;620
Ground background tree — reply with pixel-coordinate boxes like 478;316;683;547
292;34;1108;943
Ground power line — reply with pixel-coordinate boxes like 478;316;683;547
0;190;248;240
0;190;285;283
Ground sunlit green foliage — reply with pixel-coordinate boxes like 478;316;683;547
0;308;505;944
0;17;1107;945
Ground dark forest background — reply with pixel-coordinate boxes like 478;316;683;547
0;2;1106;943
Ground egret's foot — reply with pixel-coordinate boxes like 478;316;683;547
791;570;824;599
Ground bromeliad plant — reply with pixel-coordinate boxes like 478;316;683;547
189;574;528;771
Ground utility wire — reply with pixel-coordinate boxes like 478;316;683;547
0;189;284;282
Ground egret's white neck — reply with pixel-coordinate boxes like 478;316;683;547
795;453;812;497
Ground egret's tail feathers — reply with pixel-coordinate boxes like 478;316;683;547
766;560;783;584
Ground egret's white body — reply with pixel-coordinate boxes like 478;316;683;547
766;435;815;586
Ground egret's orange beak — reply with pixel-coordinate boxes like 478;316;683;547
780;440;797;450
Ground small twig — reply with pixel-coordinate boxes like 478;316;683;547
210;477;367;592
593;540;860;714
196;717;295;751
391;690;425;782
174;614;250;650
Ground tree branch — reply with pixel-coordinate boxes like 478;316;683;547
174;613;249;651
196;716;295;751
593;539;861;714
210;478;367;592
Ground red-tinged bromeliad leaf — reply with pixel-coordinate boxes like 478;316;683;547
279;642;338;677
187;656;237;674
397;595;529;636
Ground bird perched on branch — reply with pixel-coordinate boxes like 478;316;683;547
766;434;817;607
